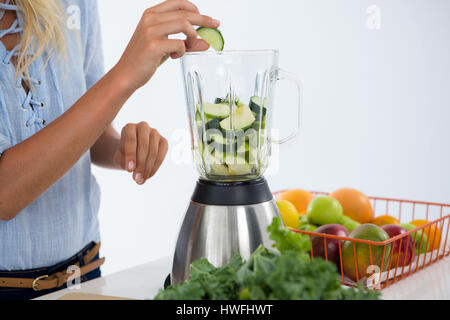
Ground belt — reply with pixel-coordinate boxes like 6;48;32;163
0;242;105;291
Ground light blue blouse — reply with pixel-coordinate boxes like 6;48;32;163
0;0;104;270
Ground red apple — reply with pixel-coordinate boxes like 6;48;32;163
382;224;415;268
312;224;349;267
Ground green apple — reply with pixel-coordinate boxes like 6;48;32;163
298;215;318;232
339;215;361;232
400;223;428;254
307;196;344;226
298;224;318;232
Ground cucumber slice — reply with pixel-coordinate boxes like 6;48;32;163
224;154;246;165
208;133;227;145
236;141;250;154
252;120;266;131
198;102;234;119
210;164;230;176
236;101;247;109
205;118;222;131
214;98;228;104
205;153;229;176
227;93;239;105
215;93;240;105
249;96;268;117
197;27;224;51
228;162;254;176
196;111;214;129
246;148;259;165
206;129;228;154
220;105;256;131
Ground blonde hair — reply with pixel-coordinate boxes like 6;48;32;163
14;0;67;87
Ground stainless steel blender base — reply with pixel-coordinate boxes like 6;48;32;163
171;198;281;285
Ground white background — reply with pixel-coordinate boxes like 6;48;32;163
95;0;450;275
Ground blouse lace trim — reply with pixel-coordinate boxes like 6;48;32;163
0;0;46;127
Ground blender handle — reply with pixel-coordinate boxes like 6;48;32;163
270;68;303;145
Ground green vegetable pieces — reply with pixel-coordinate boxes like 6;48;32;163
154;217;380;300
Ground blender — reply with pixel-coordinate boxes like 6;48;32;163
171;50;302;285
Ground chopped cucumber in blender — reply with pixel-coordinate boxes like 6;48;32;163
219;105;256;131
236;141;250;154
197;102;235;119
205;153;229;176
215;94;240;106
228;162;255;176
196;111;214;129
236;101;247;108
209;163;230;176
250;96;268;117
252;121;266;131
208;132;228;145
196;27;224;51
194;93;266;178
214;98;228;104
246;148;259;165
205;118;222;131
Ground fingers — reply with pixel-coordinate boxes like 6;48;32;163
149;10;220;28
148;137;169;179
156;39;186;60
143;130;160;180
157;38;209;61
146;0;199;14
186;39;210;52
150;18;198;49
120;123;168;185
141;128;169;182
121;124;137;172
133;122;151;184
113;151;125;170
117;0;219;91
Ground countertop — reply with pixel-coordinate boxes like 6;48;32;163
37;255;450;300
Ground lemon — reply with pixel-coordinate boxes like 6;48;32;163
276;200;300;229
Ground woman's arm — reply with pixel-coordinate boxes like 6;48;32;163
0;0;219;220
90;125;121;170
0;69;132;221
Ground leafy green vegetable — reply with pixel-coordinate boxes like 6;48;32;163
155;253;243;300
154;217;380;300
267;215;311;254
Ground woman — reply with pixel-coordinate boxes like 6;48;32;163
0;0;219;300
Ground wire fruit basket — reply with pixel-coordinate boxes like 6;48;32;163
274;191;450;290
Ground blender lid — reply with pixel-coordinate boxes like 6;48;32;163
191;178;274;206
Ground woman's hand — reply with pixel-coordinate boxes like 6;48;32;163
114;0;220;92
113;122;169;185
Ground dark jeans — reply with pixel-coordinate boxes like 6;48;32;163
0;242;102;300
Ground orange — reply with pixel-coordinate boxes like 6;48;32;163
372;215;400;226
329;188;374;224
410;220;442;252
278;189;314;214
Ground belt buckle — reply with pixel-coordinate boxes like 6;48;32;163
32;275;49;291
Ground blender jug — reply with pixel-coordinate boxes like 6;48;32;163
172;50;302;285
182;50;302;182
